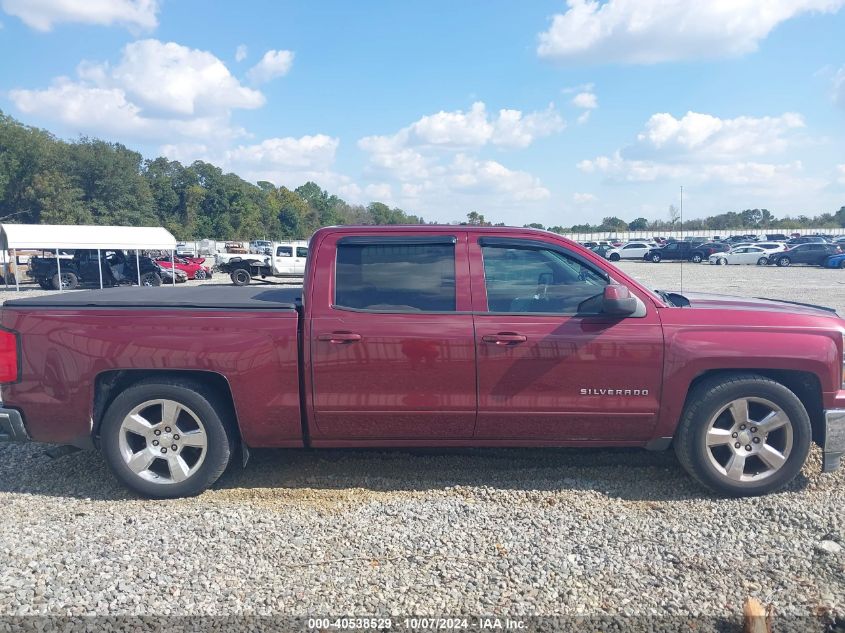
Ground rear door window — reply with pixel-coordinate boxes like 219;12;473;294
296;247;308;258
335;241;456;312
276;246;293;257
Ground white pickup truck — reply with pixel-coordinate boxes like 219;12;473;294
216;240;308;285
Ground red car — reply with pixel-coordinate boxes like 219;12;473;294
156;256;212;280
1;225;844;499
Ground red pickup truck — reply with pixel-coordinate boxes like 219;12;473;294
1;226;843;498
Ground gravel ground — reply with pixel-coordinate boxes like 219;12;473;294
0;264;843;628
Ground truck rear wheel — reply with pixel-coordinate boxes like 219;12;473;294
52;271;79;290
231;268;251;286
674;374;811;497
100;380;234;498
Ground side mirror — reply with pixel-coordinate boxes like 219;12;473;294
602;284;638;316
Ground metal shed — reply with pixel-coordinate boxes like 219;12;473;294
0;224;178;291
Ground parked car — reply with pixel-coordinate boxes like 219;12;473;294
157;265;188;284
768;243;842;267
605;242;657;261
729;242;787;254
643;241;728;263
29;249;163;290
766;234;789;241
590;244;615;259
217;241;308;285
786;236;828;246
709;246;774;266
249;240;273;254
823;252;845;269
156;256;213;280
3;225;845;500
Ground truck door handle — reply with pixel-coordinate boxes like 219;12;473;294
318;332;362;344
482;333;527;345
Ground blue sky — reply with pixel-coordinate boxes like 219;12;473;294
1;0;844;226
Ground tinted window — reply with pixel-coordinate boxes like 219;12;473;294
296;247;308;258
335;242;456;312
481;244;607;314
624;244;643;249
276;246;292;257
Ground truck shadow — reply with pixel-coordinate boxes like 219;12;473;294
0;443;817;502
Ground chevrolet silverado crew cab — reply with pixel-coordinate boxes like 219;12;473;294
1;226;843;498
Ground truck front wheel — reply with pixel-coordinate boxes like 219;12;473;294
100;380;234;498
231;268;251;286
674;374;811;497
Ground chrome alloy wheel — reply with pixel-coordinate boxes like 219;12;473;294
118;399;208;484
705;397;793;483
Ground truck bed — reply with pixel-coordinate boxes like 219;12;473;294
1;285;304;448
4;286;301;310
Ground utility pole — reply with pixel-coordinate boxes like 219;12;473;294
680;185;684;292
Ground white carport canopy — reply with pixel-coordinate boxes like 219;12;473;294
0;224;176;251
0;224;177;291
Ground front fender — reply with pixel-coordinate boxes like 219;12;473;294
653;325;841;439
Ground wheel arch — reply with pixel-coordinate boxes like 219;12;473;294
682;369;824;445
92;369;242;444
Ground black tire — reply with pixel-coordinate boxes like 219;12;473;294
194;269;207;280
650;253;661;263
674;374;811;497
840;260;845;270
231;268;251;286
140;271;162;286
609;253;621;262
691;253;703;263
757;257;768;266
52;271;79;290
777;257;790;267
716;257;727;265
100;379;235;498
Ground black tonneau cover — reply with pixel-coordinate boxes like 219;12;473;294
4;286;301;310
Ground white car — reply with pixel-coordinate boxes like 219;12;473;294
605;242;657;261
709;245;774;266
729;241;786;253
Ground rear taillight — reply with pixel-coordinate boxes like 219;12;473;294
0;329;19;384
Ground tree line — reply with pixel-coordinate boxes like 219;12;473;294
1;111;843;240
0;111;423;240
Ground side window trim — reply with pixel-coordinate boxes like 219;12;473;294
477;237;610;282
332;237;458;313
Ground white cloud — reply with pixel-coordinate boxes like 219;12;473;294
578;110;816;192
1;0;159;31
537;0;845;64
356;102;557;212
631;111;805;160
576;111;591;125
10;39;265;142
448;154;550;201
224;135;339;172
235;44;248;62
359;101;564;154
572;91;597;109
247;49;295;84
573;192;597;203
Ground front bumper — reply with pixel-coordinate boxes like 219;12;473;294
0;408;29;442
822;409;845;472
